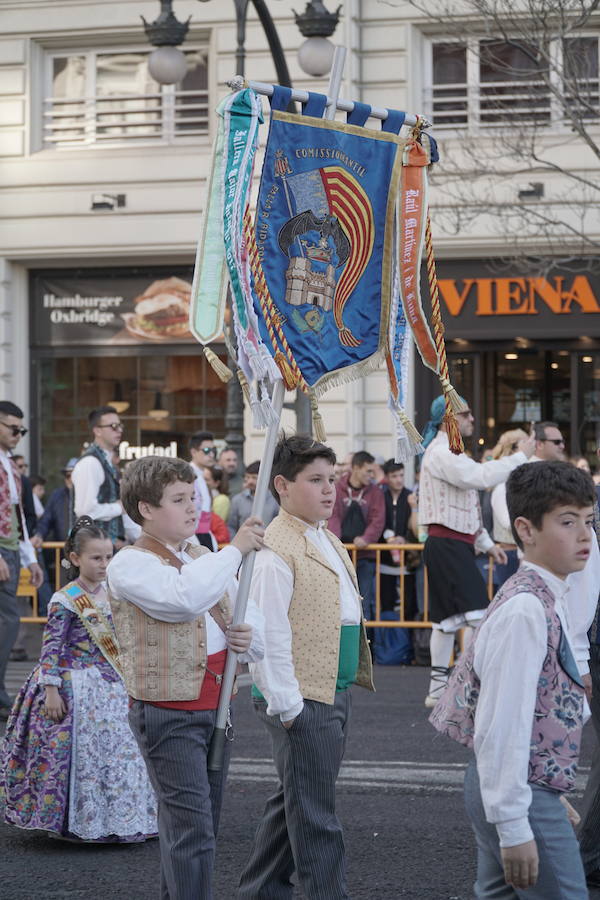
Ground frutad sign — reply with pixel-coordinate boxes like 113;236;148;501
435;260;600;340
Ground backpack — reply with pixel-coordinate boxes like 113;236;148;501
340;498;367;543
373;611;414;665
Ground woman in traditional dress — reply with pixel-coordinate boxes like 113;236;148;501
0;516;157;842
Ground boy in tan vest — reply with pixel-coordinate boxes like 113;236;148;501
107;455;265;900
238;435;374;900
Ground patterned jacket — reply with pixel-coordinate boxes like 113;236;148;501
430;567;584;794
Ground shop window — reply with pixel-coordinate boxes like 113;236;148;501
579;353;600;467
449;348;577;454
43;46;209;148
35;353;227;489
425;35;599;130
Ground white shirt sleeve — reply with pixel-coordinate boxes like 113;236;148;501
236;586;266;664
474;528;494;555
566;535;600;676
72;456;122;522
122;513;142;543
428;448;528;492
473;592;548;847
491;482;511;532
19;537;37;567
248;548;304;722
107;544;243;623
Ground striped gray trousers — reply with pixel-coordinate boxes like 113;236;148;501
238;691;352;900
579;642;600;874
129;702;231;900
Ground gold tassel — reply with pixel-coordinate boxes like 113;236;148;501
204;347;233;383
440;377;467;414
310;393;327;442
274;350;299;390
444;410;464;456
397;408;423;446
237;369;251;406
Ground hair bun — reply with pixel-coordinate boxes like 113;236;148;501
67;515;95;541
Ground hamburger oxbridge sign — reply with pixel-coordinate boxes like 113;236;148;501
30;267;197;347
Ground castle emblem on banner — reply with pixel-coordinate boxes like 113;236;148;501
274;150;374;348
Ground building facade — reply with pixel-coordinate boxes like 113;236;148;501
1;0;599;485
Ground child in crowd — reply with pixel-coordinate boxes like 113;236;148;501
0;516;157;842
203;463;231;523
107;455;265;900
431;461;595;899
239;435;374;900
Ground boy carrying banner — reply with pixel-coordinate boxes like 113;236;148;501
106;455;265;900
238;435;374;900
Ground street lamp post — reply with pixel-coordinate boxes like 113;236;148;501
294;1;341;77
144;0;342;445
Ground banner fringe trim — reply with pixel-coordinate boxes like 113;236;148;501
311;347;387;399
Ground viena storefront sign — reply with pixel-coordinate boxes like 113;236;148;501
436;260;600;340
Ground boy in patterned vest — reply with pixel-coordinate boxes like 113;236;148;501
107;455;265;900
431;460;596;900
238;435;375;900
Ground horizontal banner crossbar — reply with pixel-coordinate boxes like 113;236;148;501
228;75;430;129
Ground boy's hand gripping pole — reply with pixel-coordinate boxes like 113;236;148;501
207;378;285;771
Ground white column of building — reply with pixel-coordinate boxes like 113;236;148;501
0;259;31;454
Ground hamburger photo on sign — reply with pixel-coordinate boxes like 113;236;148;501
121;276;193;341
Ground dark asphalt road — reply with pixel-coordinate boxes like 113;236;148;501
0;664;598;900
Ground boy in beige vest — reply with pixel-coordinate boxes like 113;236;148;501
107;455;265;900
238;435;374;900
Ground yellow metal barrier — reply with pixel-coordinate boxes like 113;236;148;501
344;542;496;630
17;542;65;624
19;540;497;627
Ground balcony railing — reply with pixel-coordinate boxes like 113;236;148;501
43;88;210;147
423;77;599;129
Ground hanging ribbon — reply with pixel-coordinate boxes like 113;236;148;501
386;221;423;461
188;94;233;382
397;119;465;453
220;88;281;426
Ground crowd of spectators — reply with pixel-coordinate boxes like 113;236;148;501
5;400;599;675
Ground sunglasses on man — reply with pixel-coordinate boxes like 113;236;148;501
201;446;217;456
96;423;124;432
0;421;28;437
540;438;565;446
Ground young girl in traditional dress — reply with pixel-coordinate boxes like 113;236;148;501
0;516;157;842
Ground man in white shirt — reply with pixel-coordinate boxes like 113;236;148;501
418;395;535;707
72;406;126;546
0;401;43;719
189;430;217;550
532;421;567;462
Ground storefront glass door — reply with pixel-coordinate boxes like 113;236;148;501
578;352;600;465
449;348;574;457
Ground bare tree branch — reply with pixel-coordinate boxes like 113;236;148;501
381;0;600;265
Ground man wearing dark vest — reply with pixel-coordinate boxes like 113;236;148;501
72;406;125;546
0;401;43;719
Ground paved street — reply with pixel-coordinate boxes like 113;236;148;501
0;658;598;900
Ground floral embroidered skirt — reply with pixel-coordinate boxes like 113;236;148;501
0;664;157;842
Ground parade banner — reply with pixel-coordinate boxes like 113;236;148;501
249;88;404;395
189;88;281;423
